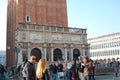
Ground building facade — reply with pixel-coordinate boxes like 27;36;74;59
0;51;6;65
7;0;68;67
88;32;120;63
16;23;89;64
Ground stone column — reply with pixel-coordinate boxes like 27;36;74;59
70;44;73;60
83;48;85;56
64;48;67;61
87;46;90;57
70;48;73;60
44;47;46;59
51;48;53;61
43;44;47;59
64;44;67;61
82;45;85;56
50;44;54;61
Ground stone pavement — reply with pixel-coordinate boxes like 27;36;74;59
5;71;120;80
95;74;120;80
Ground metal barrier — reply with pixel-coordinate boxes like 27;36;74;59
95;63;114;74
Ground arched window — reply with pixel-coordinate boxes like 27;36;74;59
53;48;62;61
73;49;80;60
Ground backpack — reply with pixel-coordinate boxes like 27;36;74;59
22;62;27;77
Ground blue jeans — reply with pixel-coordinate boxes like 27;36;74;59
52;73;60;80
84;75;95;80
0;74;4;79
89;75;95;80
84;75;89;80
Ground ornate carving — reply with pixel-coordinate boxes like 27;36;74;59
52;34;62;41
71;36;80;41
30;33;42;40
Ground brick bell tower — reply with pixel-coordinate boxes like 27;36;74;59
7;0;68;67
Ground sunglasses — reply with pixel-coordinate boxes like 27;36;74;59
32;58;36;60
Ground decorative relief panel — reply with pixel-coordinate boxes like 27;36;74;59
71;35;80;42
65;34;70;42
30;33;42;40
52;34;62;41
43;32;51;42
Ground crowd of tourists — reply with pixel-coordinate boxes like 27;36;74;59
49;56;96;80
0;54;120;80
20;55;97;80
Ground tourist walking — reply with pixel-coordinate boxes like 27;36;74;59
36;58;50;80
49;62;54;79
82;56;95;80
57;62;64;79
23;55;36;80
78;59;84;80
71;59;80;80
112;59;119;77
65;61;72;80
22;59;28;80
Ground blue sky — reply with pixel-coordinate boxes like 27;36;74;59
67;0;120;37
0;0;120;50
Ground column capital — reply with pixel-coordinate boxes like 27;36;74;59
70;44;74;48
82;45;85;48
43;43;47;47
64;44;67;48
28;42;31;47
50;43;54;48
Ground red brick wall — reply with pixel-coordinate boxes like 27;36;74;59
17;0;68;26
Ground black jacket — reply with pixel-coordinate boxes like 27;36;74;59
25;61;36;80
37;69;50;80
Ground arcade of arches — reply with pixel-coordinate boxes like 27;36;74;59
27;47;82;62
25;48;119;63
95;58;120;64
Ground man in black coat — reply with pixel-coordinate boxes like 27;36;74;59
24;55;36;80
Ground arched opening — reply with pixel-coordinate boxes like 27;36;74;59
73;49;80;60
67;51;70;61
103;59;107;63
112;58;115;61
31;48;42;62
46;53;49;61
53;48;62;61
117;57;119;61
108;58;111;63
